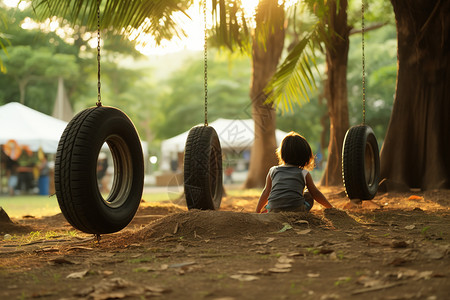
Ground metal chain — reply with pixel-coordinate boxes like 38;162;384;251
203;0;208;126
96;0;102;107
361;0;366;125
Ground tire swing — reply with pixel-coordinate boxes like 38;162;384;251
342;1;380;200
54;4;144;234
183;3;223;210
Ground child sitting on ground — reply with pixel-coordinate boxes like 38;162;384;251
256;131;333;213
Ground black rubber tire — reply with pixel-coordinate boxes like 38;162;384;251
55;106;144;234
342;125;380;200
184;125;223;210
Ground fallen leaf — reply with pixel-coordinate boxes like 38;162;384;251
93;291;127;300
277;256;294;264
408;195;422;200
404;225;415;230
416;271;433;280
277;223;293;233
295;220;310;226
230;274;259;281
253;238;275;245
238;269;265;275
295;229;312;235
307;273;320;278
83;277;139;300
385;269;417;279
356;275;384;288
67;270;89;279
102;270;114;276
287;252;304;257
145;286;171;294
265;237;275;244
274;263;292;269
67;246;94;251
269;268;291;273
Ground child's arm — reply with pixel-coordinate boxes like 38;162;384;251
305;172;333;208
256;173;272;213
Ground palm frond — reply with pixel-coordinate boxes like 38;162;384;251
265;0;335;113
31;0;193;44
264;29;320;113
210;0;252;53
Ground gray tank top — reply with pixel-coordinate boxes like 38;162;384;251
267;166;308;209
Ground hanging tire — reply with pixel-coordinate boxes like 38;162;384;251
55;106;144;234
342;125;380;200
184;125;223;210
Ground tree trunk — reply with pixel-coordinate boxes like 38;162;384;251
320;0;350;186
380;0;450;190
18;78;28;104
243;1;285;188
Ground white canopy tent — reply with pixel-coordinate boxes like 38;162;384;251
0;102;68;153
160;118;288;171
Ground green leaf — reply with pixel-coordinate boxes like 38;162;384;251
277;222;293;233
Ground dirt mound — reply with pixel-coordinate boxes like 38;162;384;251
0;207;34;234
0;207;12;224
133;210;325;241
323;208;362;228
137;203;186;216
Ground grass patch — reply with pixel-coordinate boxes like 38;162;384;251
0;195;60;218
0;187;254;218
0;192;180;218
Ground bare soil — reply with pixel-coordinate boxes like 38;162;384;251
1;187;449;300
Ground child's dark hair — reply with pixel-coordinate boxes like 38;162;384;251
276;131;314;170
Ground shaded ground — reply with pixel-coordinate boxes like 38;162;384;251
1;187;449;299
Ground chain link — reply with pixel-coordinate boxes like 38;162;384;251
203;0;208;126
361;0;366;125
96;0;102;107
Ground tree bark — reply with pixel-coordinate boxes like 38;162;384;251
320;0;351;186
380;0;450;190
243;1;285;188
